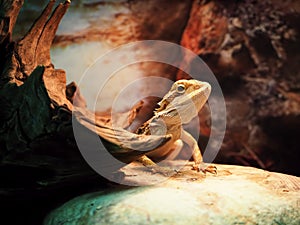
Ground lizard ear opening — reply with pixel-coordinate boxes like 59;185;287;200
176;84;186;94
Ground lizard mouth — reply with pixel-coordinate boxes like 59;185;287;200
186;81;211;108
189;81;211;100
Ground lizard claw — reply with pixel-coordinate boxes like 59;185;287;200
192;163;217;174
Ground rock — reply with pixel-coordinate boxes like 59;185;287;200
44;163;300;225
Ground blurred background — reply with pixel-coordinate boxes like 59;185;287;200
14;0;300;176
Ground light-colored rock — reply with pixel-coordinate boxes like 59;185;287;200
44;162;300;225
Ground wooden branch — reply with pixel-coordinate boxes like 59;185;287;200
35;1;70;67
0;0;24;44
16;0;71;76
15;0;56;75
0;0;24;86
0;1;172;173
0;1;71;87
0;1;73;155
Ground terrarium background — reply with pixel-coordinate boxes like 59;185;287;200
14;0;300;176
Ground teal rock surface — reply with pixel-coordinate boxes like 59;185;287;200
44;163;300;225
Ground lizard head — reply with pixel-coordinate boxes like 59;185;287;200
155;79;211;124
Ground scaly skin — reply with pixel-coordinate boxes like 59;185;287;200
74;79;216;173
137;79;216;173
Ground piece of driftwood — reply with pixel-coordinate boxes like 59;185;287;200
0;0;91;205
0;0;72;151
0;1;89;196
0;0;173;191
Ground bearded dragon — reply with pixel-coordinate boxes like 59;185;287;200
136;79;216;173
74;79;215;173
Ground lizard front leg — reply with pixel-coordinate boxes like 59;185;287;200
181;130;217;174
136;140;183;175
137;155;156;166
136;154;178;176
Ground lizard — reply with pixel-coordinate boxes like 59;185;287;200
135;79;216;173
74;79;216;173
54;1;214;173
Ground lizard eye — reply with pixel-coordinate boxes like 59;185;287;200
176;84;186;94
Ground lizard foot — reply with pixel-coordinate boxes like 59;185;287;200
137;155;177;176
192;162;217;174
